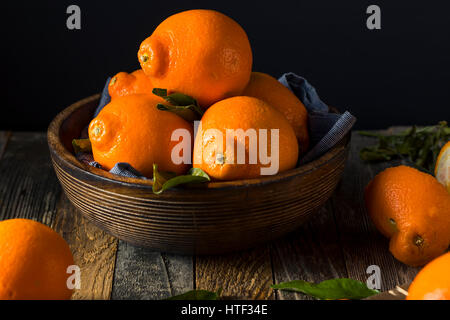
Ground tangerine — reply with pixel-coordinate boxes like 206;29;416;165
365;165;450;266
138;9;252;108
0;219;74;300
243;72;309;154
108;69;153;99
193;96;298;180
89;94;193;177
407;252;450;300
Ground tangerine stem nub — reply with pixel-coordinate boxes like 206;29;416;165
94;126;101;136
140;54;149;63
414;235;424;247
140;38;168;77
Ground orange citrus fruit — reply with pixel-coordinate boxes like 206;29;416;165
364;165;450;266
407;252;450;300
193;96;299;180
108;69;153;99
435;141;450;192
89;94;193;177
138;9;253;108
242;72;309;154
0;219;74;300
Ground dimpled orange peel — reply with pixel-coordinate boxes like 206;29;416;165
193;96;299;181
365;165;450;267
407;252;450;300
0;219;74;300
108;69;153;99
89;94;193;177
243;72;309;154
138;9;253;108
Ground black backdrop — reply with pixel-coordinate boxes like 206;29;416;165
2;0;449;131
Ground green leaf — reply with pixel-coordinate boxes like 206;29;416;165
152;88;204;121
188;167;211;179
152;88;168;97
164;92;198;107
271;279;379;300
156;103;203;122
166;289;221;300
152;164;177;192
152;164;210;194
72;139;92;154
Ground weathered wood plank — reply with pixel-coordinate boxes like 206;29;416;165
52;194;118;300
0;131;10;160
365;282;410;300
331;130;420;292
271;202;348;300
0;132;61;226
112;241;193;300
196;246;273;300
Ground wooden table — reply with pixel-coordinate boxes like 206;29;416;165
0;129;420;300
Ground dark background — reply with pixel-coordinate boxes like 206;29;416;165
2;0;449;131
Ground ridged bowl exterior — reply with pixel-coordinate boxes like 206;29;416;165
48;94;350;254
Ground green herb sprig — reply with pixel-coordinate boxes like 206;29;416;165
359;121;450;173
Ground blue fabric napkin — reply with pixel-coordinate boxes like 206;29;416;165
94;77;112;118
80;72;356;178
278;73;356;163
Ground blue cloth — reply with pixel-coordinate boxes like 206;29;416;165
94;77;111;118
278;73;356;163
86;72;356;178
109;163;148;179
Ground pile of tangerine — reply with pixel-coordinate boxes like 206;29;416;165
88;9;309;181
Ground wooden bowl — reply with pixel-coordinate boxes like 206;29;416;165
48;94;351;254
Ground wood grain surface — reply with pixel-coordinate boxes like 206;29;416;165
271;202;348;300
0;132;61;226
0;130;423;300
111;241;193;300
196;246;274;300
0;131;10;160
53;194;118;300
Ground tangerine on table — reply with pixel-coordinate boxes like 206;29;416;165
364;165;450;267
193;96;299;181
89;94;193;177
0;219;74;300
407;252;450;300
242;72;309;154
138;9;253;108
108;69;153;99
